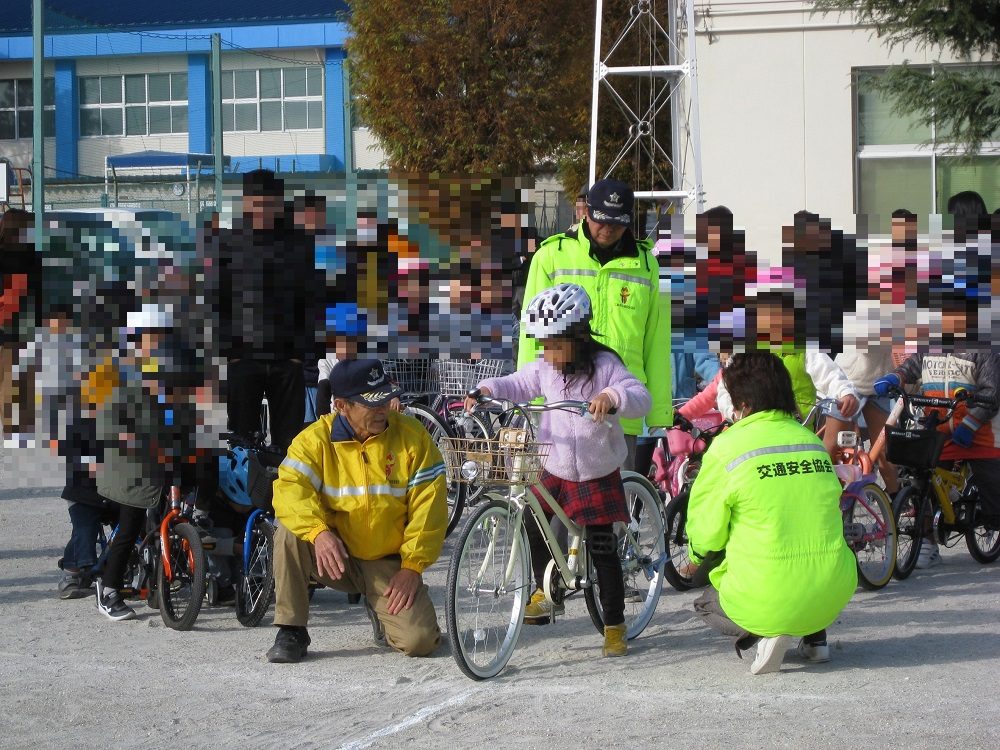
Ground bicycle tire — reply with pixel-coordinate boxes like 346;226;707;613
443;402;493;506
892;484;925;580
850;484;896;590
662;491;698;592
446;496;531;680
404;403;466;537
235;515;275;627
965;484;1000;563
157;522;207;631
585;473;666;640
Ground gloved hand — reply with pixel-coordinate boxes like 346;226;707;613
872;373;900;397
952;416;981;448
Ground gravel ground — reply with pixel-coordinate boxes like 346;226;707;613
2;442;1000;750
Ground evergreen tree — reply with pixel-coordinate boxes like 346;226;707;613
816;1;1000;153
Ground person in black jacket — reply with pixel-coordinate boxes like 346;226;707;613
204;170;323;450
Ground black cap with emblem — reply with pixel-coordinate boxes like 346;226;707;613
330;359;402;407
586;178;634;226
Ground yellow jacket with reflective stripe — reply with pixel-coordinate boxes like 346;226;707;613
517;224;671;433
273;411;448;574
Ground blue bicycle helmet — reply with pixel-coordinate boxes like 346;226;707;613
326;302;368;336
218;447;253;506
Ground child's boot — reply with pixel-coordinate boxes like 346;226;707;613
602;623;628;657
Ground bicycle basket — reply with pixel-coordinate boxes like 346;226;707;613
381;358;435;396
431;359;511;397
885;426;946;469
247;448;285;512
441;429;550;486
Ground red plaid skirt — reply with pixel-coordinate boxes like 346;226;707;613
531;469;629;526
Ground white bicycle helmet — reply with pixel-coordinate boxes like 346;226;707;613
521;283;592;339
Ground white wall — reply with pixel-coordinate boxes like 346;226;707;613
688;0;972;258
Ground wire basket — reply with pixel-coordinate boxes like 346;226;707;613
381;359;435;396
885;426;946;469
432;359;511;397
441;428;550;486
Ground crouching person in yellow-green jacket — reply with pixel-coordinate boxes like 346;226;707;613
686;351;857;675
267;359;448;664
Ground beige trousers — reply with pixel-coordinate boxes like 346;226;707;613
272;522;441;657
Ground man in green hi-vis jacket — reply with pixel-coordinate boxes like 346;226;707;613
517;179;670;468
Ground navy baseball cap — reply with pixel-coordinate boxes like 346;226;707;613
330;359;401;407
587;178;634;226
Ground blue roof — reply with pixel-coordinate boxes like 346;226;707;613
106;151;231;170
0;1;350;34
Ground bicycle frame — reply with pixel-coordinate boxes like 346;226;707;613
928;462;972;527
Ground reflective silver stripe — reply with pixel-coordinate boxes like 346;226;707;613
321;484;407;499
553;268;598;278
725;444;824;472
607;271;651;287
281;457;322;491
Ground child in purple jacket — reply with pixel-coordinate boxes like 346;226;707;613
466;283;651;657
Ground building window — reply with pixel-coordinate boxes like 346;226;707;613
855;66;1000;232
79;73;188;137
222;67;323;133
0;78;55;140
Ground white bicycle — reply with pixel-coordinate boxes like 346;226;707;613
442;392;667;680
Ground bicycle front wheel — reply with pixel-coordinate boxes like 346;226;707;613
849;484;896;590
157;522;206;631
586;473;666;639
892;484;925;580
236;514;275;627
444;403;493;507
446;497;531;680
662;491;698;592
405;403;466;537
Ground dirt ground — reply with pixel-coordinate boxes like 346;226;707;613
2;442;1000;750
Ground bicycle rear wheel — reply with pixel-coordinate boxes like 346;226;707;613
662;491;698;592
405;403;466;537
848;484;896;590
235;515;275;627
966;485;1000;562
892;485;925;580
446;497;530;680
585;473;666;639
157;522;206;631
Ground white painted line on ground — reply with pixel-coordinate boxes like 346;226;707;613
337;688;480;750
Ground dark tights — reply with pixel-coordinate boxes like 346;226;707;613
524;515;625;626
102;503;147;590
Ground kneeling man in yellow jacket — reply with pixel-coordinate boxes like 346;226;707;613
686;351;857;675
267;359;448;663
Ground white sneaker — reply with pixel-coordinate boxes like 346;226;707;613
750;635;793;675
797;639;831;663
916;542;942;569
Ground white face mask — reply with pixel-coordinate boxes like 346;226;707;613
733;406;748;422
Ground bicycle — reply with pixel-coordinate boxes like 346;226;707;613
804;398;897;589
90;484;206;630
884;386;1000;579
442;392;667;680
653;410;727;591
216;431;280;627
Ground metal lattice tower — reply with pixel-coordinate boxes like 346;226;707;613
588;0;704;215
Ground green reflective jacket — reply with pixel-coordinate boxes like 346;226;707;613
516;224;671;434
686;410;856;637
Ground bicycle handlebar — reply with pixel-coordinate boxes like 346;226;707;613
465;390;617;417
889;386;996;413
